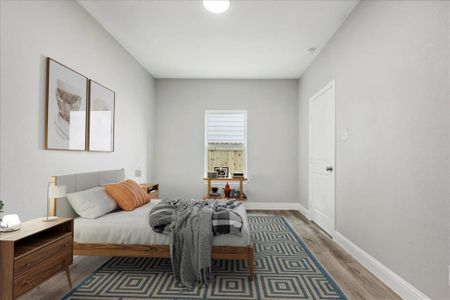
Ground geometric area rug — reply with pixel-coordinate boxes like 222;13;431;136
63;216;347;300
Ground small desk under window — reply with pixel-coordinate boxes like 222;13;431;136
203;177;247;200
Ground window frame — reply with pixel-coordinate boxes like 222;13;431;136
204;110;248;179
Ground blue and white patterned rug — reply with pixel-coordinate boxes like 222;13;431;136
63;216;346;299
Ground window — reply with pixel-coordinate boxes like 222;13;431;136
204;110;247;178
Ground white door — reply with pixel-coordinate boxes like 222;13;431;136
309;81;335;237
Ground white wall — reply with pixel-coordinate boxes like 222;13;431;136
0;0;156;221
298;1;449;298
155;79;298;204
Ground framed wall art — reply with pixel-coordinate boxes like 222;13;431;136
214;166;229;178
88;80;115;152
45;58;88;151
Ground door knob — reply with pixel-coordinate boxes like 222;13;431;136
326;166;333;172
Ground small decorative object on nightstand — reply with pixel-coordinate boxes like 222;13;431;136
230;189;241;198
0;215;21;232
232;172;244;178
0;218;73;300
207;172;218;179
214;166;229;178
224;182;231;198
140;183;160;199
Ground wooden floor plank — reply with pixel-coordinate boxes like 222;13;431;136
18;256;110;300
248;210;400;300
19;210;400;300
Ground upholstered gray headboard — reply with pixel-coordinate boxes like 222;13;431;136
52;169;125;218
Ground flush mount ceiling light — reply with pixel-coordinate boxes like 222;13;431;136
203;0;230;14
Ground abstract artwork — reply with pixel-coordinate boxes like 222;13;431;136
45;58;88;150
88;80;115;152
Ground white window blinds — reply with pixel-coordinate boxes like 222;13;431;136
206;111;246;144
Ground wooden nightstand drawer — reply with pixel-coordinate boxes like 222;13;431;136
14;233;72;277
13;249;72;298
0;218;73;300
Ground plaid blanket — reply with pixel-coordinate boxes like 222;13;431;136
149;199;243;236
211;200;243;236
148;199;243;289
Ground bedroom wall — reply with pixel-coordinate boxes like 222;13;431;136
297;1;449;298
0;0;156;221
155;79;298;204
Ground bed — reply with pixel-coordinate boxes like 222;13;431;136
49;169;254;280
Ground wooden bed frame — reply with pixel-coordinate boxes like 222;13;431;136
73;243;254;280
50;171;254;281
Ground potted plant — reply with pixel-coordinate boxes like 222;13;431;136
0;199;3;221
0;200;3;234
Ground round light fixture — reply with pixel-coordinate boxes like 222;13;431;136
203;0;230;14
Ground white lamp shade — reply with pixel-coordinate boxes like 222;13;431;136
49;185;66;198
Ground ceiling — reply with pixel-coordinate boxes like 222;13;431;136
79;0;358;79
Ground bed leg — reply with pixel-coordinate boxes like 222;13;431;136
248;244;254;281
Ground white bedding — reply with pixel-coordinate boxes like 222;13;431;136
74;200;251;247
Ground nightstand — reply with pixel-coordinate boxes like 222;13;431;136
0;218;73;300
140;183;160;199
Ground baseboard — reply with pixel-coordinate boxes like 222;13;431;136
297;203;310;219
245;203;427;299
334;232;430;300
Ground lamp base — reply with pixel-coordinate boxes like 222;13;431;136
43;216;58;222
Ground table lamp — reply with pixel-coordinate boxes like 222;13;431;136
44;182;66;221
135;167;142;184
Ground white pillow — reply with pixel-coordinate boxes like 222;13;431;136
66;186;118;219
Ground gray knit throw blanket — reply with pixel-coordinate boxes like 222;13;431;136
168;199;213;290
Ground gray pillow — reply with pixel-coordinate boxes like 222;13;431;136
66;186;118;218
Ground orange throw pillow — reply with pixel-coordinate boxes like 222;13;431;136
105;179;150;211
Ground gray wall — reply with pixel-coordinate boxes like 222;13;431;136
0;0;156;221
155;79;298;204
297;1;449;298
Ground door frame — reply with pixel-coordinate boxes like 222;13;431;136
308;80;336;238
